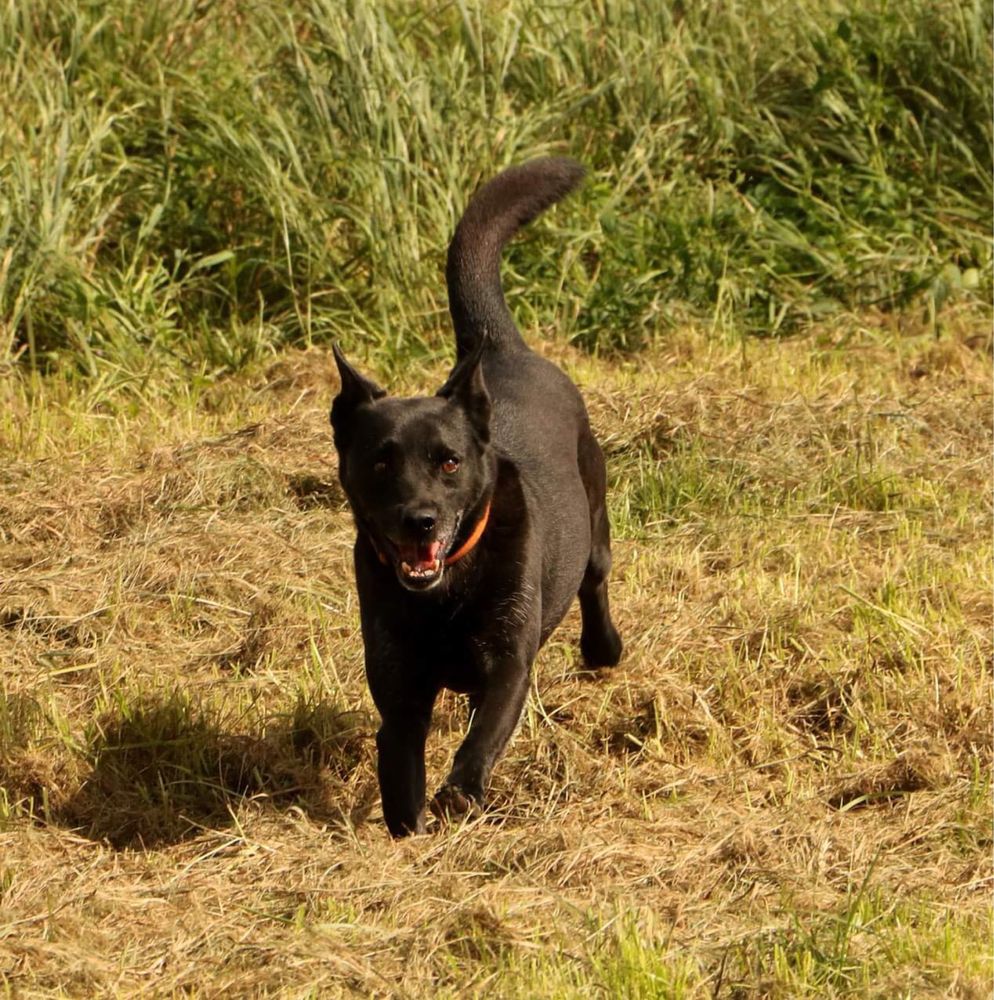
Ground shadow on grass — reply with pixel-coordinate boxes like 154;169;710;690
55;694;372;849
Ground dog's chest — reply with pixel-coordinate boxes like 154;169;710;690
416;619;490;694
366;591;491;693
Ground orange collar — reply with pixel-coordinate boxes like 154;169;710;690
445;502;491;566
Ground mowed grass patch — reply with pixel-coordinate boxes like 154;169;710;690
1;316;990;995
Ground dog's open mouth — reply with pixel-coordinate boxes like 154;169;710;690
394;540;445;589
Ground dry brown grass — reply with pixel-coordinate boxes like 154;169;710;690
1;313;991;997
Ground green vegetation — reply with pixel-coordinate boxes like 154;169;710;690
1;0;990;380
0;0;990;995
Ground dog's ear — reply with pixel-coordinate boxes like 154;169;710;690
330;344;386;444
437;345;491;443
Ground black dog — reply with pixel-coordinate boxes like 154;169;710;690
330;158;622;836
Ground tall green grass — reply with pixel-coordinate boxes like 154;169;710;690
1;0;990;379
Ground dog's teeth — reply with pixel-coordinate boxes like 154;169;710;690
399;557;442;580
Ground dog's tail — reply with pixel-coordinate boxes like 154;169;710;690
446;157;584;359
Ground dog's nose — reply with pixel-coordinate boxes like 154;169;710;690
404;510;436;536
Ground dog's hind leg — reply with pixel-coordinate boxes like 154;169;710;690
577;429;623;668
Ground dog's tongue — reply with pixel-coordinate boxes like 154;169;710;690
399;540;442;569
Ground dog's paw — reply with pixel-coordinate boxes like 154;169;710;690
581;623;623;669
430;783;482;821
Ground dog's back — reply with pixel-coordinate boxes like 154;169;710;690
446;158;597;635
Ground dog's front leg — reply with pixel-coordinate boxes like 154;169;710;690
376;714;430;837
375;696;434;837
432;650;531;817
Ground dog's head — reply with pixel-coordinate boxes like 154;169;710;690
330;346;494;593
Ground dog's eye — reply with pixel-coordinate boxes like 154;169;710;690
441;457;460;474
373;460;388;474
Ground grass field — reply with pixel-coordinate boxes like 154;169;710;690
1;0;992;996
2;316;990;996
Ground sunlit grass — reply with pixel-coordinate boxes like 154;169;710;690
1;321;989;994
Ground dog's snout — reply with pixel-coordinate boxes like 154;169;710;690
404;510;437;536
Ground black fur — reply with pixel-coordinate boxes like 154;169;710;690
331;158;622;837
